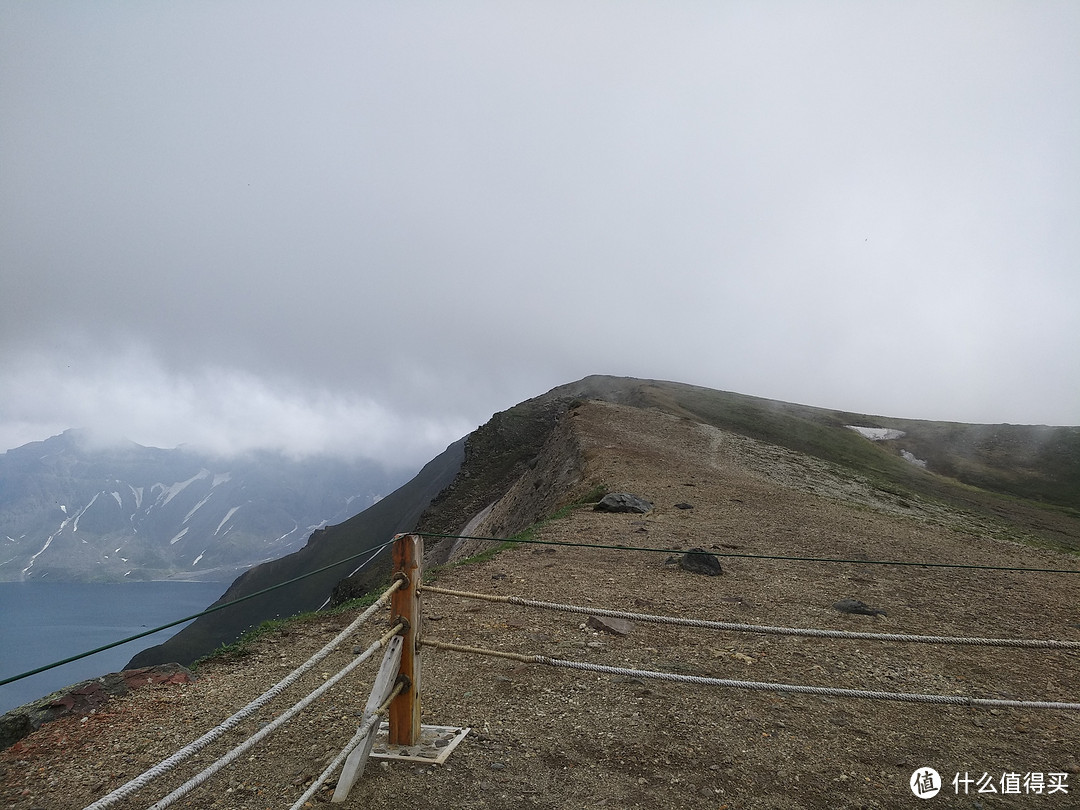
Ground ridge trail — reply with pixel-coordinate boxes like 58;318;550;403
3;401;1078;809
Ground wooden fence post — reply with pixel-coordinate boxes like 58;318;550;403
331;635;403;803
388;533;422;746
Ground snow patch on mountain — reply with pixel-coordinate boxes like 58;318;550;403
72;493;101;532
157;470;211;507
901;449;928;468
215;506;242;535
23;513;75;574
847;426;906;441
184;492;215;523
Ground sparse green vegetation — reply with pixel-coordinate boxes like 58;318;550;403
192;620;286;668
456;540;520;566
575;483;609;504
613;378;1080;553
191;588;386;670
428;490;610;580
191;498;598;669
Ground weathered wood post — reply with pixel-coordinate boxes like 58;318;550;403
331;635;404;803
388;533;422;746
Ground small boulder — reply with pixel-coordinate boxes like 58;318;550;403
593;493;653;514
586;615;634;636
678;548;723;576
832;598;887;617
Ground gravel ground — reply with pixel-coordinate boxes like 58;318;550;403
3;402;1079;810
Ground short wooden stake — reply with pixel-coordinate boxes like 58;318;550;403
331;635;403;803
388;533;422;746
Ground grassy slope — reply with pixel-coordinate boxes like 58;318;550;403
554;376;1080;553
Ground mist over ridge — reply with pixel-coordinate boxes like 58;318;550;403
126;374;1080;670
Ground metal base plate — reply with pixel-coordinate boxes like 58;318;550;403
369;723;470;765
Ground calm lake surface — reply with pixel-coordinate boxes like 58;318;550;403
0;580;228;714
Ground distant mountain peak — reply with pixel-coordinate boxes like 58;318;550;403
0;433;408;583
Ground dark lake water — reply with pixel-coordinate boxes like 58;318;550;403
0;580;228;715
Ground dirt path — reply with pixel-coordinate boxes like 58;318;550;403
4;402;1079;809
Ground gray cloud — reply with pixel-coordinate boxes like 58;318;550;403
2;2;1078;462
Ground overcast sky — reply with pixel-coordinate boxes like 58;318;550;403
2;2;1078;469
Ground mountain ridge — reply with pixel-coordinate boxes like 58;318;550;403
5;383;1079;808
129;375;1080;670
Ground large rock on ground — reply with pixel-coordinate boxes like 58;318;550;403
593;493;654;513
678;548;723;576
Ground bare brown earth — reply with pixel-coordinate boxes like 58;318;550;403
3;401;1080;809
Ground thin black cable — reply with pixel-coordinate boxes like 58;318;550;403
415;531;1080;575
0;539;396;688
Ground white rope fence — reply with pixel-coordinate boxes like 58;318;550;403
148;622;404;810
83;570;403;810
286;680;406;810
422;638;1080;711
76;532;1080;810
422;585;1080;649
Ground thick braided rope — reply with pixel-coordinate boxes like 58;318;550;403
83;575;403;810
422;639;1080;711
422;585;1080;649
286;681;406;810
147;622;404;810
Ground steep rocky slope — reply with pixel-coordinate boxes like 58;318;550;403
128;387;575;671
123;375;1080;671
4;399;1078;809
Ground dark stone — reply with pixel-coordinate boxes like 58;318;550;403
0;713;33;751
593;493;653;513
678;548;723;576
674;503;694;510
832;598;887;617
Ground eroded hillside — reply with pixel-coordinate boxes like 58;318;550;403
4;399;1079;809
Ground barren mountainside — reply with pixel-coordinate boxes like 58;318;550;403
130;376;1080;672
3;376;1079;809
